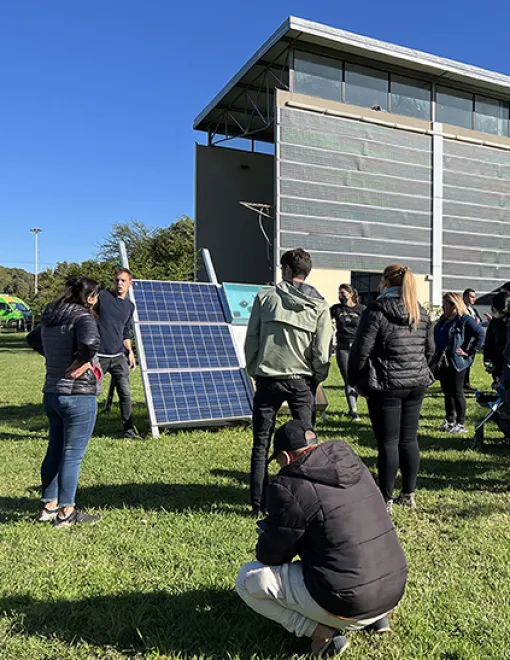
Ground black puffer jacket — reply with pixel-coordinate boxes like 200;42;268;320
256;441;407;620
27;302;100;395
347;297;434;392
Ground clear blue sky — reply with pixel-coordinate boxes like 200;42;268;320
2;0;510;271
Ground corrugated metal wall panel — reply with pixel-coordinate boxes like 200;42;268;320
278;107;433;274
443;139;510;294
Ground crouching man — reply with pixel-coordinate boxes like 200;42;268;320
236;420;407;657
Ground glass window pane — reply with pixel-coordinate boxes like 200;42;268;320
436;86;473;129
345;64;388;110
475;95;510;137
293;51;342;102
390;74;431;120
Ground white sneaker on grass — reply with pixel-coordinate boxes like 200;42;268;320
437;420;454;432
450;423;468;434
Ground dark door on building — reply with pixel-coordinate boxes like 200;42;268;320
351;272;381;306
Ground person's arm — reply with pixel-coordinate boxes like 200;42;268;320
311;303;333;382
347;308;381;387
459;316;485;356
244;295;261;377
27;324;44;356
123;306;135;370
425;317;435;364
256;481;306;566
484;322;495;363
66;313;101;379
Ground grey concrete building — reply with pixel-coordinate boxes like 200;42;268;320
194;17;510;305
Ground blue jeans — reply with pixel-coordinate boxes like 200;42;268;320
41;393;97;507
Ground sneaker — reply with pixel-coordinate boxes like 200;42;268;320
365;615;391;634
54;509;99;528
385;499;393;516
350;412;361;422
437;420;454;432
124;428;138;439
38;506;59;522
450;423;468;434
313;633;350;657
395;492;416;510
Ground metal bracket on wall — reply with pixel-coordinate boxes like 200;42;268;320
239;202;274;273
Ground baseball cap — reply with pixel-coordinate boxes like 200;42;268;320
268;420;318;462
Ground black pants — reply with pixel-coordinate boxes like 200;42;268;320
439;366;466;425
367;387;426;502
336;348;358;413
99;354;133;432
250;377;316;511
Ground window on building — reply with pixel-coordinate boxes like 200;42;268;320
390;74;431;120
293;51;342;102
350;272;382;306
474;95;510;137
345;63;388;110
436;86;473;129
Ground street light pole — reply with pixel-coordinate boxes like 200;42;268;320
30;228;42;294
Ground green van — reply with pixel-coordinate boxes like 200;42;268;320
0;294;33;329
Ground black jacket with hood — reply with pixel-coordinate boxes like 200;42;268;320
347;297;434;392
256;441;407;620
27;302;100;395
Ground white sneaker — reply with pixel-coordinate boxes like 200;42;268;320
450;423;468;434
437;420;454;432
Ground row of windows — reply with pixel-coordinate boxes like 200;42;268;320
293;51;510;137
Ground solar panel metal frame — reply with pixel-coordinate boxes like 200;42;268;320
126;277;253;436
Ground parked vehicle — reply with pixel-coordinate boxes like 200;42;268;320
0;294;33;330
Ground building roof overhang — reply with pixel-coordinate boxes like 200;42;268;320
194;16;510;142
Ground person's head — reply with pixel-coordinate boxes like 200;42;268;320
338;284;359;305
463;288;476;306
57;276;100;309
380;264;420;329
492;291;509;317
268;420;318;468
114;267;132;298
500;281;510;294
280;248;312;282
442;292;467;318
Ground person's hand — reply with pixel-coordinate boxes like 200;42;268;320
484;312;493;322
128;350;136;371
66;361;91;379
456;348;468;357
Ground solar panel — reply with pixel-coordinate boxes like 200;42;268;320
133;280;226;323
148;370;252;424
128;279;253;434
140;324;240;370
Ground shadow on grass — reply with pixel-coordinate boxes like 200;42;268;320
210;468;250;485
0;482;253;523
0;589;299;659
0;334;32;352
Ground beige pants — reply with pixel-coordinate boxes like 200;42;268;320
236;561;386;638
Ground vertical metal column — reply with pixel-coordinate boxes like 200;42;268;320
273;99;281;285
431;123;444;306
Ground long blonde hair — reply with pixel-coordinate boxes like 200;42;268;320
443;292;468;317
382;264;420;329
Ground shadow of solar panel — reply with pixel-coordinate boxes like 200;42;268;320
133;280;226;323
148;370;252;424
140;324;239;370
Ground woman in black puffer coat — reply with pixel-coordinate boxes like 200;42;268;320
348;264;434;512
27;277;101;527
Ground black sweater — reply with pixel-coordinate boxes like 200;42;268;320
97;289;134;356
348;297;434;392
256;441;407;620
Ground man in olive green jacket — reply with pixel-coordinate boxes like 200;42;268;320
245;248;332;515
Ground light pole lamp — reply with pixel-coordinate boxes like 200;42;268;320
30;228;42;294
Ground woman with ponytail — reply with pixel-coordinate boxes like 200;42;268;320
348;265;434;513
27;276;102;527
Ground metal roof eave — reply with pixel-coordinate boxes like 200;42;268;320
194;15;510;133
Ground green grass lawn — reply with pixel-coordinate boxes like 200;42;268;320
0;332;509;660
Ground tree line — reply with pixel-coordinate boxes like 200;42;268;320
1;216;194;316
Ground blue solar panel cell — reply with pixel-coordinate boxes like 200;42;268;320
140;324;240;370
148;370;252;424
133;281;226;323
